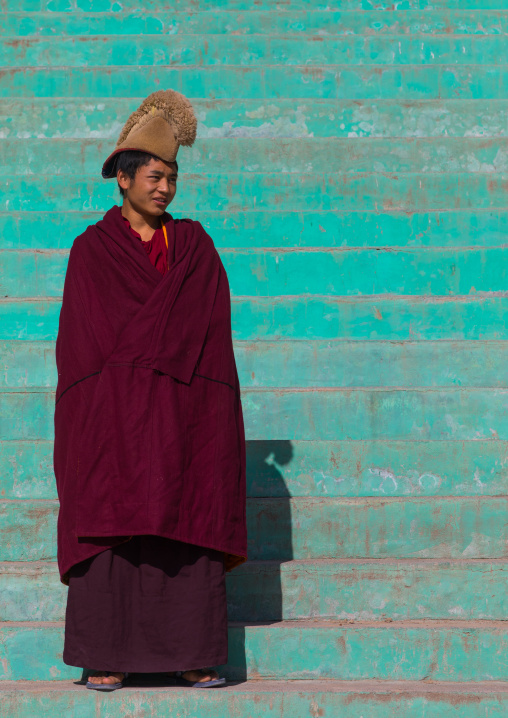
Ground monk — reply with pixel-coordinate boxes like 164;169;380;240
53;90;247;691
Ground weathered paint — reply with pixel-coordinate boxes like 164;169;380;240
2;99;508;141
2;438;508;500
3;173;508;212
223;622;508;682
0;65;505;100
226;560;508;622
240;388;508;440
5;296;508;341
9;246;508;297
2;10;507;37
4;0;508;10
1;621;508;682
4;137;508;176
7;339;508;389
1;682;508;718
5;35;508;68
5;387;508;441
2;559;507;622
3;210;508;250
2;498;507;561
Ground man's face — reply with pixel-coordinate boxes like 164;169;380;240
117;157;178;216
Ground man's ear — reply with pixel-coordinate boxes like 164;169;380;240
117;169;131;192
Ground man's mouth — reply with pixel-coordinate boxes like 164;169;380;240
153;197;167;206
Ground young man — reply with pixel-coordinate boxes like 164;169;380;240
53;89;247;691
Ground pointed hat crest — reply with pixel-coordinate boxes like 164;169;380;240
102;89;197;178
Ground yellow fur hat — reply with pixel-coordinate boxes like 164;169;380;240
101;89;197;178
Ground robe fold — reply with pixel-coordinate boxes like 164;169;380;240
54;204;247;586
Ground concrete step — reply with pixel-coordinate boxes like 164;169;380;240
6;246;508;298
1;0;498;11
2;679;508;718
4;137;508;176
2;497;507;562
0;65;501;101
2;172;507;214
228;559;508;622
2;98;506;142
4;295;508;343
2;9;505;37
7;387;508;442
1;620;507;682
1;559;507;623
3;35;508;68
6;340;508;391
2;208;508;250
2;438;508;500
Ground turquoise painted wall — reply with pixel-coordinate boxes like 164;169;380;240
1;0;508;714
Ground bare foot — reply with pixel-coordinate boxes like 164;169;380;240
88;671;125;685
167;668;220;683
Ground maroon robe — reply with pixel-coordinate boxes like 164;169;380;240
54;204;247;586
121;213;170;276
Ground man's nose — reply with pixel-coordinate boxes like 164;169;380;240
158;179;171;194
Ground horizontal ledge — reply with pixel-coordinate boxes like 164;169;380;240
6;171;508;178
4;172;508;178
3;437;508;444
5;293;508;302
3;32;508;39
1;679;508;694
248;557;508;565
3;619;508;629
232;619;508;629
4;136;508;141
0;7;501;13
8;338;508;344
5;63;508;68
3;436;508;443
9;96;499;103
2;496;507;504
5;97;508;103
2;558;508;570
2;208;508;214
6;246;508;254
6;386;508;393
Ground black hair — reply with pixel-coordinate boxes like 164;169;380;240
115;150;179;197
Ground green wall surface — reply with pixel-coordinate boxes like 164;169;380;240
1;0;507;713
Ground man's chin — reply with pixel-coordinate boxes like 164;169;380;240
141;202;168;217
150;203;168;215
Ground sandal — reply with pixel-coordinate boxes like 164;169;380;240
86;670;129;691
173;669;226;688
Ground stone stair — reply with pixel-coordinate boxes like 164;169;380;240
1;0;508;716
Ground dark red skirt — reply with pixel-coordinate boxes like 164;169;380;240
63;534;228;673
